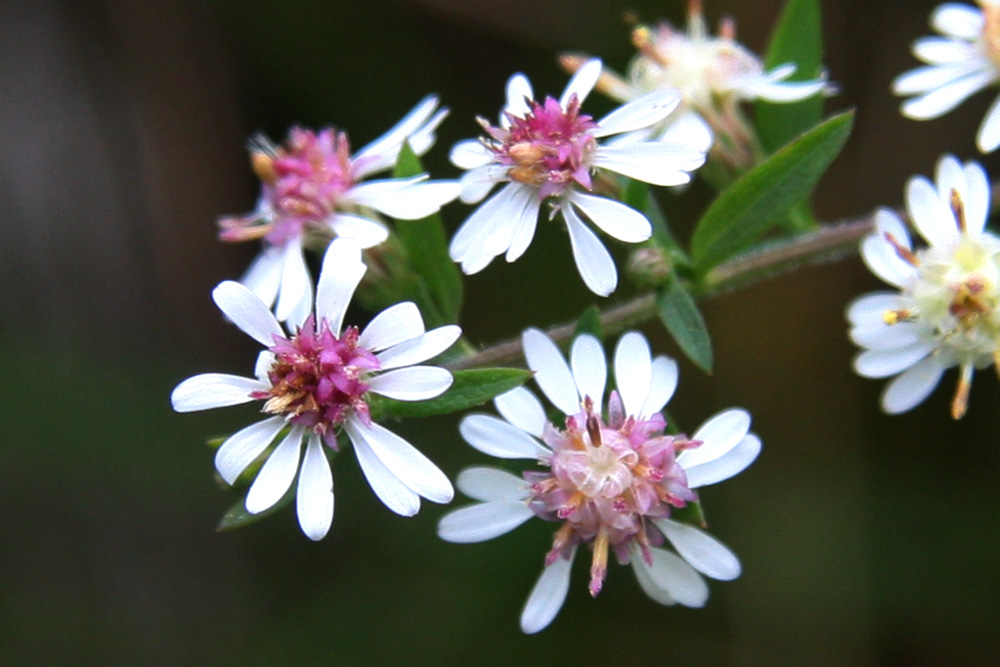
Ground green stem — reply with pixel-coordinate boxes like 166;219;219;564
446;214;875;371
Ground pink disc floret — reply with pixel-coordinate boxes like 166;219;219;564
251;315;380;440
528;392;700;597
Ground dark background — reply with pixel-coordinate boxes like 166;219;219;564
2;0;999;664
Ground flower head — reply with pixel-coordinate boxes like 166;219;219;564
893;1;1000;153
849;154;1000;418
438;329;760;633
449;59;705;296
172;239;460;539
220;96;460;323
562;0;827;161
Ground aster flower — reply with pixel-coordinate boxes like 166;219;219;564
561;0;827;161
849;154;1000;418
219;96;461;323
172;239;460;540
892;1;1000;153
449;58;706;297
438;329;760;633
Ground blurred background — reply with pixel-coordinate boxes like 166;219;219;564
2;0;999;664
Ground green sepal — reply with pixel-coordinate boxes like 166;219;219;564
671;500;707;528
369;368;534;420
573;306;603;341
690;110;853;273
657;275;713;374
216;485;294;532
391;142;463;327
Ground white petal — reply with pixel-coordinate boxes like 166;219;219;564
899;68;995;119
328;213;389;249
881;356;947;414
846;292;904;326
656;518;742;580
567;190;651;243
296;434;334;541
456;466;530;502
171;373;267;412
241;246;283;309
353;95;441;172
520;550;575;634
351;428;421;516
563;204;618;297
850;321;926;350
977;93;1000;153
906;176;958;247
522;327;579;415
345;419;453;504
640;356;679;417
450;139;493;170
458;164;506;204
912;37;977;64
861;235;916;288
367;366;453;400
493;386;547;438
481;184;539;259
345;178;460;219
637;547;708;608
459;413;550;459
450;184;530;263
874;207;913;248
593;89;679;138
215;416;286;485
593;142;701;186
892;62;981;95
737;75;826;102
315;238;365;334
632;551;676;606
684;433;762;488
407;108;448;158
245;425;304;514
853;343;935;378
505;74;534;121
274;241;313;325
962;160;990;232
212;280;284;347
659;110;714;152
560;58;601;108
614;331;653;418
570;334;607;405
437;502;535;543
679;409;752;469
932;4;984;40
374;325;461;370
504;197;540;263
358;302;425;351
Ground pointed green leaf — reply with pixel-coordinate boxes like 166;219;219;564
657;276;713;374
690;110;853;273
574;306;603;341
370;368;534;420
217;486;294;532
392;142;463;326
671;500;707;528
756;0;824;153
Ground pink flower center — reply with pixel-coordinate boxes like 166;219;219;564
219;127;357;246
528;394;700;597
252;316;380;438
483;95;598;200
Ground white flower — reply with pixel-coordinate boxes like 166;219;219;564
892;1;1000;153
563;0;827;155
449;59;705;297
437;329;761;633
172;239;460;540
849;154;1000;418
219;96;461;323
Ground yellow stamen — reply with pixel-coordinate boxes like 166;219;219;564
251;152;278;185
883;309;912;325
883;232;919;267
589;530;610;597
951;364;973;419
950;188;967;233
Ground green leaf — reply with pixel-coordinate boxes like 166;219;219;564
217;486;294;532
671;500;707;528
756;0;824;153
392;143;463;327
370;368;534;420
573;306;603;341
657;275;713;373
689;110;853;272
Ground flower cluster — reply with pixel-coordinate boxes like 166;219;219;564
439;330;760;633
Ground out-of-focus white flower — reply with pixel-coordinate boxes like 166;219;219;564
561;0;827;159
219;97;460;323
438;329;760;633
849;154;1000;418
449;59;705;297
172;239;460;540
893;1;1000;153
